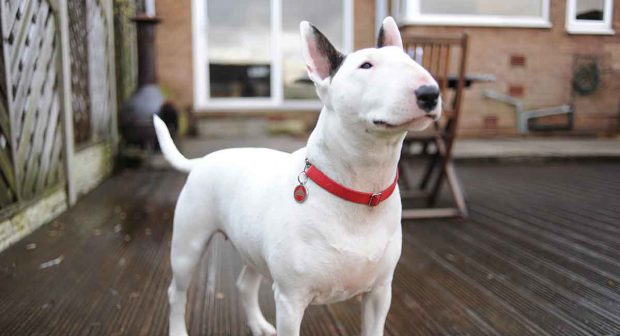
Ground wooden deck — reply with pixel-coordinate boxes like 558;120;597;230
0;162;619;335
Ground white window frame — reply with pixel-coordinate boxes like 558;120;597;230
566;0;614;35
392;0;551;28
192;0;354;111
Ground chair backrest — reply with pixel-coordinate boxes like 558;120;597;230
401;33;469;129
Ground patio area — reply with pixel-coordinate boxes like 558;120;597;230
2;0;620;335
0;153;618;335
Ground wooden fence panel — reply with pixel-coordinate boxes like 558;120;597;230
67;0;115;145
1;0;118;214
1;0;65;203
0;32;17;208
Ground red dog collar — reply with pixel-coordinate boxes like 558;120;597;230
293;160;399;207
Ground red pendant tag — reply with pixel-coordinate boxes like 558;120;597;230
293;185;307;203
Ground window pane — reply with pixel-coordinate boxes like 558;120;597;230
282;0;344;100
576;0;604;20
420;0;543;17
207;0;271;98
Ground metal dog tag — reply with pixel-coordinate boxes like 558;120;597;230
293;159;311;203
294;161;310;203
293;184;307;203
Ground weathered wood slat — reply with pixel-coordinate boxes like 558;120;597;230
405;232;573;336
10;1;49;138
461;212;620;305
472;171;620;235
0;100;11;140
35;94;60;192
407;226;620;334
0;36;16;208
0;143;17;195
11;2;52;142
0;1;17;209
399;230;551;336
392;259;501;336
0;174;14;205
46;122;64;186
21;46;59;196
3;0;29;44
8;0;46;91
469;209;620;292
468;169;620;235
21;60;55;196
6;0;34;64
463;180;620;264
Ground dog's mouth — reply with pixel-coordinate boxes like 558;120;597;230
372;114;436;129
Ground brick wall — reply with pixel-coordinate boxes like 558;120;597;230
152;1;620;137
355;0;377;49
401;0;620;137
156;0;193;108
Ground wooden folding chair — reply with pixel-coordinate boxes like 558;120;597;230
399;33;469;219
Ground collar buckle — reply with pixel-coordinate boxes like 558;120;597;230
368;192;383;207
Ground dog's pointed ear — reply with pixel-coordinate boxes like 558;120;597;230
377;17;403;49
300;21;345;81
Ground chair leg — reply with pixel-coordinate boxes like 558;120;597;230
418;152;439;190
397;160;411;191
445;162;468;218
427;137;449;207
420;141;429;155
427;164;445;207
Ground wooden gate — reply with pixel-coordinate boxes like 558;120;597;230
0;0;65;211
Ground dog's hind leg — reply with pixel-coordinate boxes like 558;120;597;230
167;194;216;336
237;265;276;336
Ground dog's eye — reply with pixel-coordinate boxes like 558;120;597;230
359;62;373;69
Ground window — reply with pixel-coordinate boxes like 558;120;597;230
205;0;272;99
393;0;550;28
282;1;347;100
192;0;353;111
566;0;614;35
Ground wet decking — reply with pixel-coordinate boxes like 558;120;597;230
0;161;619;335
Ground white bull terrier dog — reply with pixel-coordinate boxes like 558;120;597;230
154;17;441;336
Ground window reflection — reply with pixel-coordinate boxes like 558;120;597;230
420;0;543;17
282;0;344;100
207;0;271;98
576;0;604;20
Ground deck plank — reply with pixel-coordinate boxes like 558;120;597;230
0;162;618;335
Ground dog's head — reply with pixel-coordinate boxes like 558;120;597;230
300;17;441;134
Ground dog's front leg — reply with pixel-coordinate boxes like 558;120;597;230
273;285;308;336
361;284;392;336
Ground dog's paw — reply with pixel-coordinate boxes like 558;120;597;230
249;319;276;336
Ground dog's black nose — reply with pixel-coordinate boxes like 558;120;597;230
415;85;440;112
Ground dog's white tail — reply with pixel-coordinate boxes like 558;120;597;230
153;115;197;173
